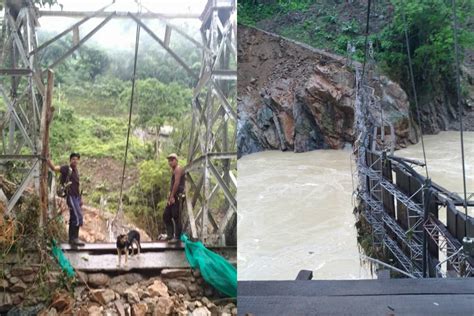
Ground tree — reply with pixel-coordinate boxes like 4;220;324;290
120;78;192;157
379;0;474;94
75;46;110;81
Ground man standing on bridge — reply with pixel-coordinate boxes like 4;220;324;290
163;153;185;243
47;153;85;246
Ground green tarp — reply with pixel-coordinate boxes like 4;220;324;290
51;239;75;278
181;234;236;297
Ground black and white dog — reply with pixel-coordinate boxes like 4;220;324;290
116;230;141;267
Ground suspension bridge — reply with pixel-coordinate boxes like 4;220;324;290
0;0;237;276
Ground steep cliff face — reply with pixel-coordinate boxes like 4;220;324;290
237;25;418;157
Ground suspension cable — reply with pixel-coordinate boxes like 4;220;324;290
118;16;141;213
450;0;469;236
361;0;372;83
400;2;429;179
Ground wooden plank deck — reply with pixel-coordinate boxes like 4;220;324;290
238;279;474;315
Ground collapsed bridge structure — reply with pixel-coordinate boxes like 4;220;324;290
352;35;473;278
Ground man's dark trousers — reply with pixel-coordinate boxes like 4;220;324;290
163;199;182;239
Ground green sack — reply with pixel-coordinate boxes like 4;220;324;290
181;234;236;297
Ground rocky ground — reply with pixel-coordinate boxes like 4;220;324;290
238;25;418;157
2;268;236;315
36;269;236;316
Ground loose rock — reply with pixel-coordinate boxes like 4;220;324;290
166;280;188;295
88;273;110;287
148;280;169;298
90;289;116;305
192;306;211;316
124;287;140;304
153;297;174;316
131;303;147;316
114;300;126;316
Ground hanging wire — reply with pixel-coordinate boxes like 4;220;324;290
361;0;372;82
400;1;429;179
117;8;141;215
450;0;469;236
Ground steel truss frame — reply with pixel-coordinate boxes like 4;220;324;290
353;57;471;277
353;43;424;277
184;0;237;245
0;0;237;245
425;215;473;277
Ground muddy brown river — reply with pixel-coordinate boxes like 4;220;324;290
237;131;473;280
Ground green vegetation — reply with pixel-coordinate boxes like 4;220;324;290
126;159;176;236
238;0;313;26
378;0;474;95
49;106;148;162
239;0;474;118
238;1;384;60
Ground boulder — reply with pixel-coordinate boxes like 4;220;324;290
131;303;147;316
76;271;89;285
88;273;110;287
124;273;143;285
9;276;20;284
0;279;8;290
148;280;169;298
110;282;129;295
153;297;174;316
90;289;116;305
11;266;35;277
87;305;103;316
21;273;36;283
165;280;188;295
114;300;126;316
124;287;140;304
188;283;202;297
11;293;23;305
9;280;27;293
191;307;211;316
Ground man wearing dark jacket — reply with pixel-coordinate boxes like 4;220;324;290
47;152;84;246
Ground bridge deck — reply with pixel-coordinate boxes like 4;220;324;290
238;279;474;315
60;241;184;252
60;242;236;271
64;251;189;271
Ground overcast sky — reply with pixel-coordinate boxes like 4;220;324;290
37;0;206;50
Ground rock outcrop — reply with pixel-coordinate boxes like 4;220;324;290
237;25;418;157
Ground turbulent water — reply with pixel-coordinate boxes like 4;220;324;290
237;149;373;280
237;131;473;280
397;131;474;217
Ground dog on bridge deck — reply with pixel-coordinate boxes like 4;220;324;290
116;230;141;267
